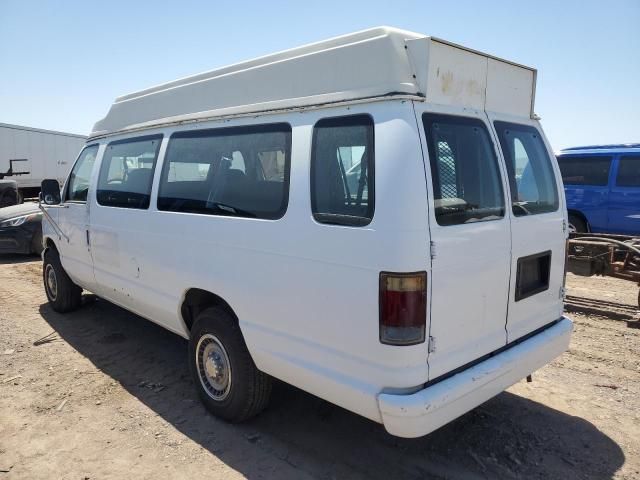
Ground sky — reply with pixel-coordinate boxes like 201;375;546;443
0;0;638;150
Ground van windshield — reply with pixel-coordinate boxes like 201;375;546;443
494;122;559;216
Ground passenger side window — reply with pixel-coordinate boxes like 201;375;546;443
494;122;559;216
157;123;291;219
616;156;640;187
556;156;611;186
96;135;162;209
66;144;99;202
311;115;374;226
423;114;505;226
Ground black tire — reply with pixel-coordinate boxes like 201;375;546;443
189;307;272;422
43;248;82;313
568;213;588;233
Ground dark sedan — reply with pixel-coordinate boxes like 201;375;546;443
0;202;43;255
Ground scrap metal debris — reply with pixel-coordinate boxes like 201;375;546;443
2;375;22;384
33;331;59;346
56;399;68;412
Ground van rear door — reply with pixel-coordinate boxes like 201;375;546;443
415;105;511;380
488;113;566;342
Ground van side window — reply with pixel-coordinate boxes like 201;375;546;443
96;135;162;209
616;156;640;187
556;156;612;186
311;115;374;226
422;114;505;226
494;122;559;216
66;144;99;202
157;123;291;219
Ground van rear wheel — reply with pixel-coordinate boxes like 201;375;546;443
189;307;272;422
43;248;82;312
568;214;587;234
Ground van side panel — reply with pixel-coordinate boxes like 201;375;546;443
558;153;613;232
607;155;640;235
89;100;432;423
565;184;610;232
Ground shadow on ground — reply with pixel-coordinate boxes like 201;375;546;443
39;297;625;480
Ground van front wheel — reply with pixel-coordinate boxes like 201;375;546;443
43;249;82;312
189;307;272;422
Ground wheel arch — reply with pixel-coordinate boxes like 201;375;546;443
567;209;590;232
42;235;59;257
180;288;239;336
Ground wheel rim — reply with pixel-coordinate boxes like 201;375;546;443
196;333;232;401
45;264;58;301
568;222;577;234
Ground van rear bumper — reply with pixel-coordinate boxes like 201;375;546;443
377;316;572;438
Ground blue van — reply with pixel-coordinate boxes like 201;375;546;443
556;144;640;235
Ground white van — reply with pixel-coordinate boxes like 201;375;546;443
39;27;572;438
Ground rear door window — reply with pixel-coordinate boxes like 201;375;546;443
423;114;505;226
494;122;559;216
615;156;640;187
157;123;291;220
557;156;612;186
311;115;374;226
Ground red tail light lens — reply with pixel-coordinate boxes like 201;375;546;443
379;272;427;345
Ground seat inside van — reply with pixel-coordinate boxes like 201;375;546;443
158;155;285;217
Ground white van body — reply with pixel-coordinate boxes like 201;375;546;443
42;27;572;438
0;123;86;197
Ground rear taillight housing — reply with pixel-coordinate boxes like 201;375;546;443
379;272;427;345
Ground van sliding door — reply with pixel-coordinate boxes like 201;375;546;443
90;135;164;319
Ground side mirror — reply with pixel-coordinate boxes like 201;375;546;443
41;179;61;205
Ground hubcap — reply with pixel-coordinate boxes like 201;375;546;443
45;264;57;301
196;334;231;401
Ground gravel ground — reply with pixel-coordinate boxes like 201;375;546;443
0;256;639;479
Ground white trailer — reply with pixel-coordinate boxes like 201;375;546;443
0;123;86;200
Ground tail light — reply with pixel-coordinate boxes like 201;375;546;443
379;272;427;345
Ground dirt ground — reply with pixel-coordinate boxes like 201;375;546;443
0;256;639;480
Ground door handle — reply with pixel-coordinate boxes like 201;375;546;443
86;230;90;246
